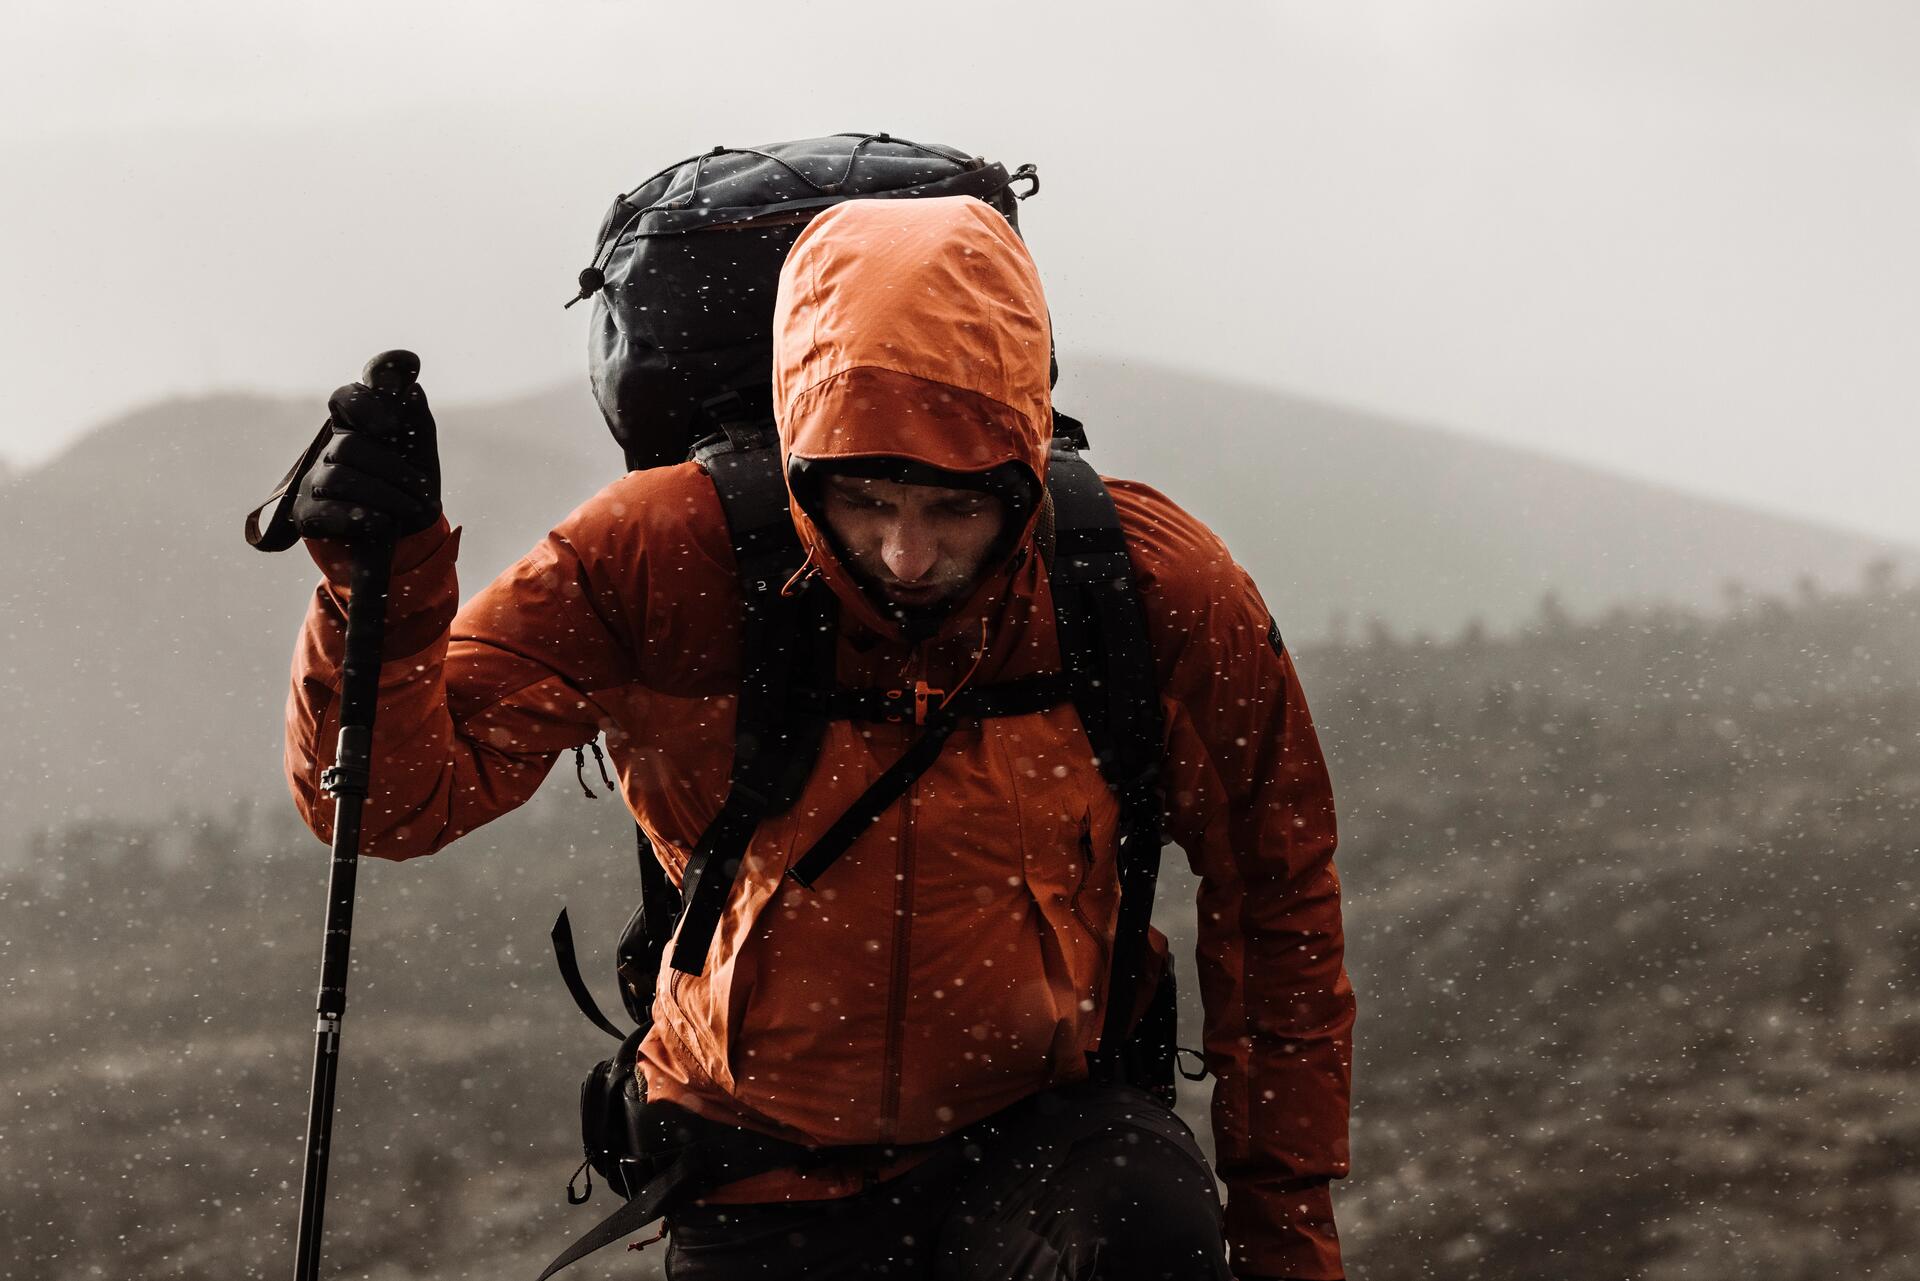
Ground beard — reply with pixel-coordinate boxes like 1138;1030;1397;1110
842;563;970;639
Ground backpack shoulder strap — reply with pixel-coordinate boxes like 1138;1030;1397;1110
1044;445;1167;1076
612;823;680;1025
668;437;835;976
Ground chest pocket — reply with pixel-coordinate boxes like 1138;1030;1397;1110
992;711;1125;987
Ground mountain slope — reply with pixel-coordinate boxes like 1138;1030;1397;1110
0;362;1901;845
1055;357;1898;640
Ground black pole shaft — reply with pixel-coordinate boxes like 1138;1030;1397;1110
293;543;391;1281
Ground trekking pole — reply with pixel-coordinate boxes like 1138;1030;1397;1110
246;350;421;1281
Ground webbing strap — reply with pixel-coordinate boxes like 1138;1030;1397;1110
534;1106;944;1281
534;1150;698;1281
785;715;957;890
551;910;626;1041
625;824;679;1022
784;675;1076;891
669;790;772;974
1044;448;1167;1073
669;439;833;976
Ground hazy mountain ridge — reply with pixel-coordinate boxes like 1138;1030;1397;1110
1052;359;1903;642
0;362;1901;846
7;577;1914;1279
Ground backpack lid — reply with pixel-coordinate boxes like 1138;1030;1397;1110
577;133;1038;473
587;133;1026;242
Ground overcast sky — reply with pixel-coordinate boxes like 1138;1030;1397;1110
3;0;1915;546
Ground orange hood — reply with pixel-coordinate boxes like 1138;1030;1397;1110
772;195;1054;636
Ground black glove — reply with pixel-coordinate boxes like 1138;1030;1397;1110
288;375;441;543
244;352;440;552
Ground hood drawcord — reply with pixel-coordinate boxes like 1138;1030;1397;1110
939;619;992;712
573;739;617;799
780;549;822;598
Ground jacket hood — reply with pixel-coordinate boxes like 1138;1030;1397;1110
772;195;1054;640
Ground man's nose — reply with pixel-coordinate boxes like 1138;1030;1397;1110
880;518;939;583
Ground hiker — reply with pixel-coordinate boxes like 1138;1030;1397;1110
279;192;1353;1279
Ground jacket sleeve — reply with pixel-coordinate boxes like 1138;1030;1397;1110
1118;483;1354;1281
284;488;646;859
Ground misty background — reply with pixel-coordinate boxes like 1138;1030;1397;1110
3;3;1917;1279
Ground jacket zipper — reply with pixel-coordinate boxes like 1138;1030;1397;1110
878;652;926;1141
1068;816;1111;1027
879;769;916;1141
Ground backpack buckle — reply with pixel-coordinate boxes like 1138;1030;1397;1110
884;682;944;725
912;680;943;725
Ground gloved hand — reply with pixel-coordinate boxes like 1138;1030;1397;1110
289;367;441;543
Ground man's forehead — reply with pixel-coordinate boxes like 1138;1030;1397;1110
823;473;984;503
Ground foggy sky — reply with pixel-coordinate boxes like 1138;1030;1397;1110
3;0;1916;546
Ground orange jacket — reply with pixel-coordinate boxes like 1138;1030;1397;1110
287;196;1353;1279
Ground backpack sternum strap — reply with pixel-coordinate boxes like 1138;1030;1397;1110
783;673;1078;891
785;712;961;890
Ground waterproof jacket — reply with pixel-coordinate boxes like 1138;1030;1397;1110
286;196;1354;1279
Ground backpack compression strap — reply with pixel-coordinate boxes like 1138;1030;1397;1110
1044;446;1168;1078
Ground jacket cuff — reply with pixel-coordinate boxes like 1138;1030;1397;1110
304;516;454;580
1226;1176;1343;1281
305;518;461;662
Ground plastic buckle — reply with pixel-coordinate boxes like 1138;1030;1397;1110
912;680;943;726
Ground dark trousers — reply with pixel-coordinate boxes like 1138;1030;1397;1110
664;1083;1231;1281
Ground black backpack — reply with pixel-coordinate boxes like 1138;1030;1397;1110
572;132;1037;472
538;134;1188;1280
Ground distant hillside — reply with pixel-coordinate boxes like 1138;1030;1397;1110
1291;576;1920;1278
6;578;1915;1280
1054;358;1901;641
0;386;617;850
0;361;1901;846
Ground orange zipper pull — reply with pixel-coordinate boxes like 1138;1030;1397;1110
912;680;944;725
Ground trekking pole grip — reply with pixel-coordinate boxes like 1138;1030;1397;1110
293;351;418;1281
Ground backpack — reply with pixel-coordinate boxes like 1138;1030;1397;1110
573;132;1037;472
538;134;1191;1280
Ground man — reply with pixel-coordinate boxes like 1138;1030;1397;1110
283;195;1353;1279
